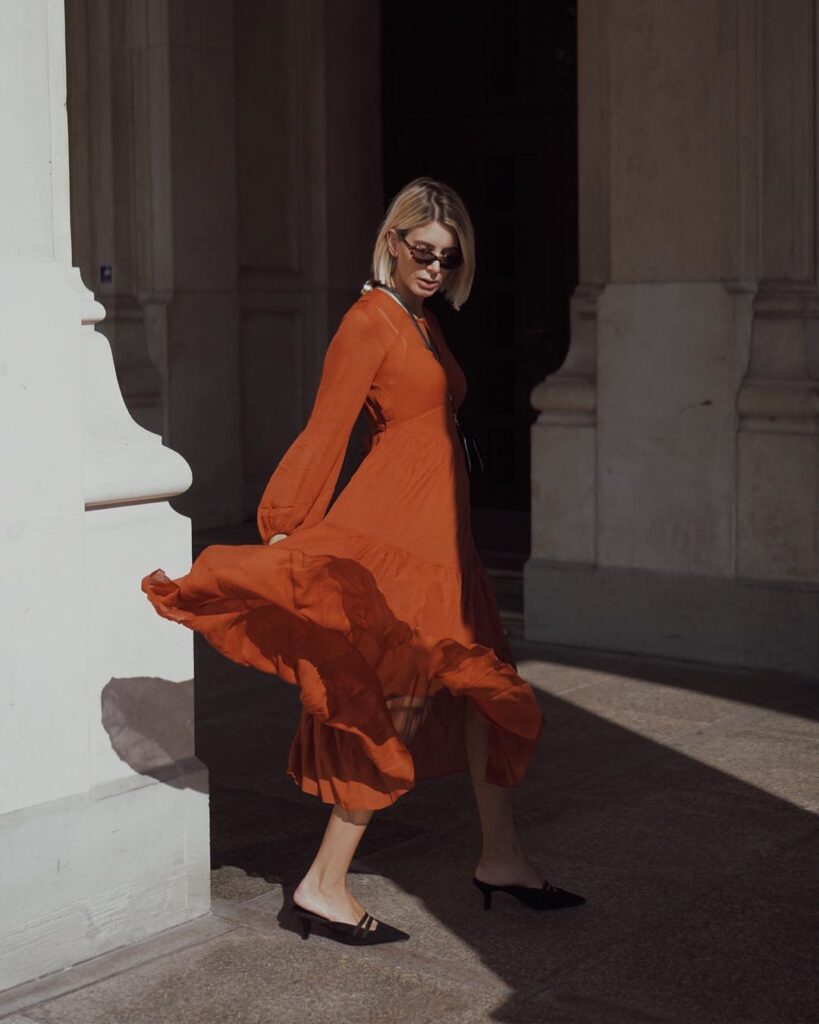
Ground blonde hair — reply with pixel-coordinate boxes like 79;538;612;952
372;177;475;310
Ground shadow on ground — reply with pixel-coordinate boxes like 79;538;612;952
195;627;819;1024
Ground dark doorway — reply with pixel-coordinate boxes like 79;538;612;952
382;0;578;551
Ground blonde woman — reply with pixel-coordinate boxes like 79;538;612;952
142;177;585;947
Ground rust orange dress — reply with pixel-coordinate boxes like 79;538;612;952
142;286;543;810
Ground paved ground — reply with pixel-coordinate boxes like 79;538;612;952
1;625;817;1023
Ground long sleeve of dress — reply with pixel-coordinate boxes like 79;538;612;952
257;305;388;543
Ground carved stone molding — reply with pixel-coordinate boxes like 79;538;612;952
76;268;191;509
751;282;819;323
530;283;601;427
737;382;819;433
738;282;819;434
99;295;165;409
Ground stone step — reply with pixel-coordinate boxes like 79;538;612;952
480;550;525;630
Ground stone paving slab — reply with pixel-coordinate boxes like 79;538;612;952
1;640;816;1024
10;916;522;1024
669;715;819;809
508;829;819;1024
210;865;279;903
0;917;234;1021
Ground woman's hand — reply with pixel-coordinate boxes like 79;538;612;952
268;533;288;545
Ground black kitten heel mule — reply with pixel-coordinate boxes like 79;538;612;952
292;902;410;946
473;877;586;911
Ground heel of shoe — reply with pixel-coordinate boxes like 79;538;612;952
472;877;493;911
295;912;311;940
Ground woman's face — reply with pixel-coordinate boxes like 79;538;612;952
387;220;459;305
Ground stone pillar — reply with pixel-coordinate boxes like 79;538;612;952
67;0;381;528
528;0;608;569
65;0;175;441
736;2;819;585
525;0;819;676
235;0;383;515
66;0;243;528
165;0;242;525
0;0;207;991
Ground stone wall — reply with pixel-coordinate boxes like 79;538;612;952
66;0;383;528
0;0;207;991
526;0;819;676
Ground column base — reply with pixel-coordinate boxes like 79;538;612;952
524;559;819;678
0;764;210;992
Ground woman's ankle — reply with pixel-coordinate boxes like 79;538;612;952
295;870;347;901
478;844;527;868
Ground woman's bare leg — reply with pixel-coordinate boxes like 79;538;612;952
293;700;428;929
293;804;379;928
464;698;543;887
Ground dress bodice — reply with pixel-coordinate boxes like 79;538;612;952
359;288;467;436
257;288;469;541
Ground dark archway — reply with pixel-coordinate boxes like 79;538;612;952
382;0;578;550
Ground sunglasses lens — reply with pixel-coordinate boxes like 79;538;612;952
411;251;463;270
402;237;464;270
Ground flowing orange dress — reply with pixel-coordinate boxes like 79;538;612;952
142;286;543;810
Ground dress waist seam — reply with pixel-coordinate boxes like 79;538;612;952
370;407;455;442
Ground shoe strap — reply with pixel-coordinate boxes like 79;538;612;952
353;911;374;937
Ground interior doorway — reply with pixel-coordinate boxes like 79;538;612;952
382;0;578;554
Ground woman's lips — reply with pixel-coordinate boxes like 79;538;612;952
417;278;439;290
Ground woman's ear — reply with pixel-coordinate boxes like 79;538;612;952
386;228;398;258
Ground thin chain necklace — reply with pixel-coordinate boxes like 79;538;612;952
372;281;461;427
363;279;483;478
381;284;423;318
374;283;443;360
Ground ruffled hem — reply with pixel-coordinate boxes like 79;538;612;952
141;525;543;810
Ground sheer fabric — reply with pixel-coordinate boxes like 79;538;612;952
142;288;543;810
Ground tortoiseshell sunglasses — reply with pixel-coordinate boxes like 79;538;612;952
397;230;464;270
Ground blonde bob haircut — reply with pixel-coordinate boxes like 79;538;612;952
372;177;475;311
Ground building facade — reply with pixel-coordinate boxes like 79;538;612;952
1;0;816;993
527;0;819;676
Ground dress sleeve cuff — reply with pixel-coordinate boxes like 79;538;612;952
257;505;295;544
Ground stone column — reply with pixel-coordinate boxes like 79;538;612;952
528;0;608;569
66;0;243;528
165;0;242;525
65;0;175;441
67;0;381;528
525;0;818;676
736;2;819;586
235;0;383;515
0;0;207;990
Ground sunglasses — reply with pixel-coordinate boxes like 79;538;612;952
396;231;464;271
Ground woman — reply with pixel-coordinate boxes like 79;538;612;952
142;177;585;947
